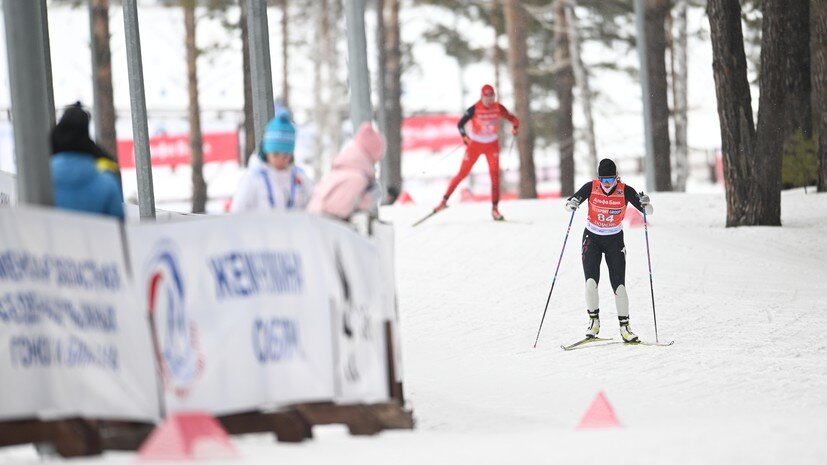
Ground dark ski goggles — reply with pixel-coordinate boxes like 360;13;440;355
599;176;617;184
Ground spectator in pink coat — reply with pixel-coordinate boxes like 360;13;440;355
308;122;386;220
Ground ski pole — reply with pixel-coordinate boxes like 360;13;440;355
419;143;464;175
641;194;659;343
533;209;576;348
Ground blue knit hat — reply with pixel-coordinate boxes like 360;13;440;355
261;108;296;156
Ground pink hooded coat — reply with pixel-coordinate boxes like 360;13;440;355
308;123;386;220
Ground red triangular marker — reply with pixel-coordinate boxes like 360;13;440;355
576;391;621;429
138;411;238;461
396;190;415;204
459;187;474;202
626;208;645;227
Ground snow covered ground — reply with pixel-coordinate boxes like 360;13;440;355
2;189;826;464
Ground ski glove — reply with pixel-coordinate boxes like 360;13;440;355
638;192;650;207
462;135;471;146
511;126;519;136
565;197;580;212
638;191;654;215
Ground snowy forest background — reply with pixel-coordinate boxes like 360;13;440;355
1;0;825;226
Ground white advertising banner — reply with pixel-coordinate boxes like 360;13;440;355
0;171;15;207
372;221;403;384
320;220;390;404
126;212;337;415
0;207;160;422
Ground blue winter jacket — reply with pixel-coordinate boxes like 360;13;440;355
51;152;125;220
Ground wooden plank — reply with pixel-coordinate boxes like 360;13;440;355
50;419;102;457
98;421;154;451
294;403;383;436
368;403;414;430
218;410;312;443
0;418;50;447
385;321;405;403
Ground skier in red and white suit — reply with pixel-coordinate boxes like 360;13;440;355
565;158;654;343
433;84;519;221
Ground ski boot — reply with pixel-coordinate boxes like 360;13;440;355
618;316;639;343
491;207;505;221
585;309;600;338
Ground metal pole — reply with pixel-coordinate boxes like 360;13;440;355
247;0;275;144
345;0;379;192
90;0;103;145
38;0;56;127
634;0;655;191
376;0;389;197
344;0;373;128
533;209;576;348
3;0;54;206
642;206;659;342
123;0;156;219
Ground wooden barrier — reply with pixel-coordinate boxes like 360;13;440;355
217;320;414;443
0;418;101;457
0;321;413;456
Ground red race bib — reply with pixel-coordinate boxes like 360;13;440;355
586;179;626;235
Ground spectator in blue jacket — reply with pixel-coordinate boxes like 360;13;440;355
50;102;124;220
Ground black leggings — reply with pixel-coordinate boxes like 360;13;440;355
582;229;626;292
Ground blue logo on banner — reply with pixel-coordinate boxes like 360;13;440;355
146;241;203;398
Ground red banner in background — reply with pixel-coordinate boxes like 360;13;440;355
117;131;239;168
401;114;462;152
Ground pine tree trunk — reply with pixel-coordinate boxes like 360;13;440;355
313;0;327;181
503;0;537;198
645;0;672;191
185;1;206;213
89;0;117;157
325;0;344;157
491;0;501;98
555;0;575;197
815;0;827;192
375;0;387;137
708;0;789;226
384;0;403;195
566;0;598;175
753;0;795;225
280;0;289;107
671;0;689;192
241;0;255;164
707;0;757;226
781;0;811;142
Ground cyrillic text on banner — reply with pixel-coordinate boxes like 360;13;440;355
126;212;336;415
0;207;160;422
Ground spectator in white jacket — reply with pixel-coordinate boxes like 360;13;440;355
231;108;314;213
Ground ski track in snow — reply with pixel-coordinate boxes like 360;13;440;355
2;190;826;464
383;190;827;464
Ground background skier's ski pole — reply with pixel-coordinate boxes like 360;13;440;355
533;209;576;348
419;143;464;175
642;194;659;342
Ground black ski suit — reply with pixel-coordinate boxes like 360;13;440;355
569;182;647;292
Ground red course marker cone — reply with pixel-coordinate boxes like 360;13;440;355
576;391;621;429
395;190;415;204
626;208;644;227
138;411;238;461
